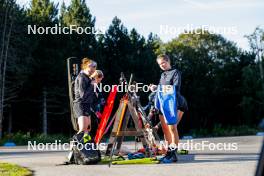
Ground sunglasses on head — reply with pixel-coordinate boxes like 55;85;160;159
89;62;97;68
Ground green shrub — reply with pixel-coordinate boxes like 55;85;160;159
0;132;70;146
189;125;259;138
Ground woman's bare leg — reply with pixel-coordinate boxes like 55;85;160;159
159;114;172;144
78;116;91;133
168;110;184;146
168;124;179;147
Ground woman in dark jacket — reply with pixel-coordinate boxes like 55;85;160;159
73;58;97;138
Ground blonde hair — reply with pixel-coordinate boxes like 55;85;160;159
156;54;170;62
81;58;97;70
90;70;104;79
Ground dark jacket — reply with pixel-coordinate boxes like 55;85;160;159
73;71;94;104
159;68;181;93
159;68;188;111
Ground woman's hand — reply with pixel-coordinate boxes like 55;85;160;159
145;123;150;128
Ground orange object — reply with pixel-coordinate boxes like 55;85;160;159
95;85;118;144
116;98;128;135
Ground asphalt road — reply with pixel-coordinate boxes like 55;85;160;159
0;136;263;176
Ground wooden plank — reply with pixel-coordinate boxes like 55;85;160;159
116;108;131;152
105;100;126;155
127;102;149;149
111;131;144;137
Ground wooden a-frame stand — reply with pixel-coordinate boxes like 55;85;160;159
105;96;150;157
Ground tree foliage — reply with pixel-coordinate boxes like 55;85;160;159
0;0;263;137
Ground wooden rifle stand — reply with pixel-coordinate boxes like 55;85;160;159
105;95;150;157
67;57;80;132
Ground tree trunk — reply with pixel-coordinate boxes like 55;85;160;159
0;1;12;139
8;104;12;134
43;88;47;135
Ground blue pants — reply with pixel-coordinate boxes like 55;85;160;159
155;85;177;125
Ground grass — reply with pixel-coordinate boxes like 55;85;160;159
0;163;32;176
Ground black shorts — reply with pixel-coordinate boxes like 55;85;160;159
178;95;188;112
73;102;91;118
